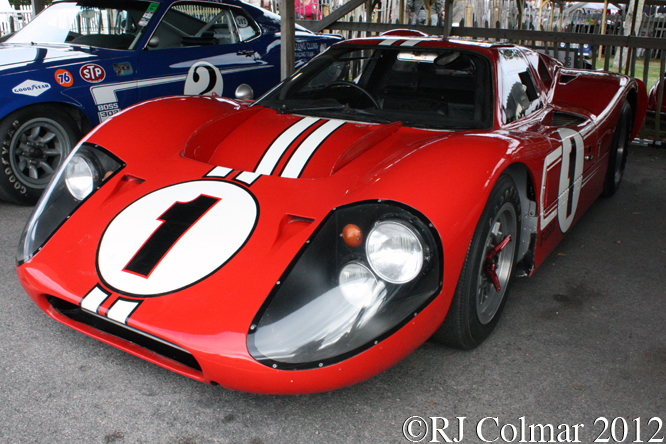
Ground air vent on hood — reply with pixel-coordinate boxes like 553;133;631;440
550;111;587;127
559;74;578;85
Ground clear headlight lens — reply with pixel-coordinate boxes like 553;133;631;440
367;220;424;284
247;202;441;369
65;153;98;200
17;143;123;264
339;262;383;308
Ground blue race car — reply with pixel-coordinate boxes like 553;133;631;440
0;0;340;204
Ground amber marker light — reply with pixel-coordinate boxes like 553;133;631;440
342;224;363;247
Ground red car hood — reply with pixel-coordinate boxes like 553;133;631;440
180;105;445;179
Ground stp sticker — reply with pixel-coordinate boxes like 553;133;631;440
54;69;74;87
97;180;258;296
80;64;106;83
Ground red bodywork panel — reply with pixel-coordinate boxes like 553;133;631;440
16;37;647;393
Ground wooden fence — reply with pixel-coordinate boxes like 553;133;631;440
0;5;32;36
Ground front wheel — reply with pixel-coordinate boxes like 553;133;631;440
0;106;81;205
433;175;521;349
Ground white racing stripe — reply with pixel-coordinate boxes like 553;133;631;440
80;286;110;313
281;119;346;179
107;299;140;324
255;117;320;175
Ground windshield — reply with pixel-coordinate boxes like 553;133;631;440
257;45;494;130
7;0;159;50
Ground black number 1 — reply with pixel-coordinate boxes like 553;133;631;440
123;195;221;277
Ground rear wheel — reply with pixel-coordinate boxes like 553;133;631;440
602;101;632;197
0;106;80;205
433;175;521;349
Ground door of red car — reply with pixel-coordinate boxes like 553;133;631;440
498;48;600;246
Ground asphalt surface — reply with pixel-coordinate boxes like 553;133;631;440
1;144;665;444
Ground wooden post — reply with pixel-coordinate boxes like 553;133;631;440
31;0;44;15
280;0;295;80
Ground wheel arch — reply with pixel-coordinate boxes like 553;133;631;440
626;80;648;140
499;162;538;277
1;101;92;137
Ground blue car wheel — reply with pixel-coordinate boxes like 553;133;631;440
0;105;81;205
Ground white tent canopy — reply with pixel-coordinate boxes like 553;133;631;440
565;2;621;14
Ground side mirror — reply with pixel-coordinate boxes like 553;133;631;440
147;36;159;48
235;84;254;101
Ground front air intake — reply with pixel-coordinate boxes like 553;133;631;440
46;295;202;372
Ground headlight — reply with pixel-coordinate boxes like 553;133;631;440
64;152;100;200
367;220;424;284
339;261;384;308
247;202;442;369
17;143;123;264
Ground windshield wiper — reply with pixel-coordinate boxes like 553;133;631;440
278;104;394;124
277;104;346;114
347;109;393;124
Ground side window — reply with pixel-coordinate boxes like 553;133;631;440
148;2;238;50
230;8;260;42
499;49;541;124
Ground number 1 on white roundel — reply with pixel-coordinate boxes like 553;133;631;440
97;181;258;296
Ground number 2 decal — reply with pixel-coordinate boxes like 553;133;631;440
184;61;224;97
540;128;585;234
98;181;258;297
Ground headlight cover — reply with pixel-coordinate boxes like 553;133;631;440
247;201;442;370
17;143;124;265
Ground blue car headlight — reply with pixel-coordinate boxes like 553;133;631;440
247;201;442;369
17;143;124;265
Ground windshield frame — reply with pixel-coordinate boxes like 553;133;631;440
256;44;495;130
7;0;160;51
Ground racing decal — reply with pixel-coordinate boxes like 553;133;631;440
97;180;258;296
236;15;249;28
54;69;74;87
206;166;233;178
138;2;159;27
233;117;345;183
379;39;422;47
12;80;51;97
234;117;320;185
253;117;320;175
98;103;120;121
235;171;261;185
539;128;585;238
79;286;141;325
281;119;346;178
184;61;223;96
113;63;134;77
80;64;106;83
80;285;111;313
123;195;221;277
106;298;141;324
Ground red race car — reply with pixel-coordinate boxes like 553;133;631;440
16;33;647;394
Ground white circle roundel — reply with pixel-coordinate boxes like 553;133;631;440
97;181;258;296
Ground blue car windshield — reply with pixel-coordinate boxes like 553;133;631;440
7;0;159;50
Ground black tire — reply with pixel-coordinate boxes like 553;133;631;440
432;175;521;349
602;101;632;197
0;105;80;205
